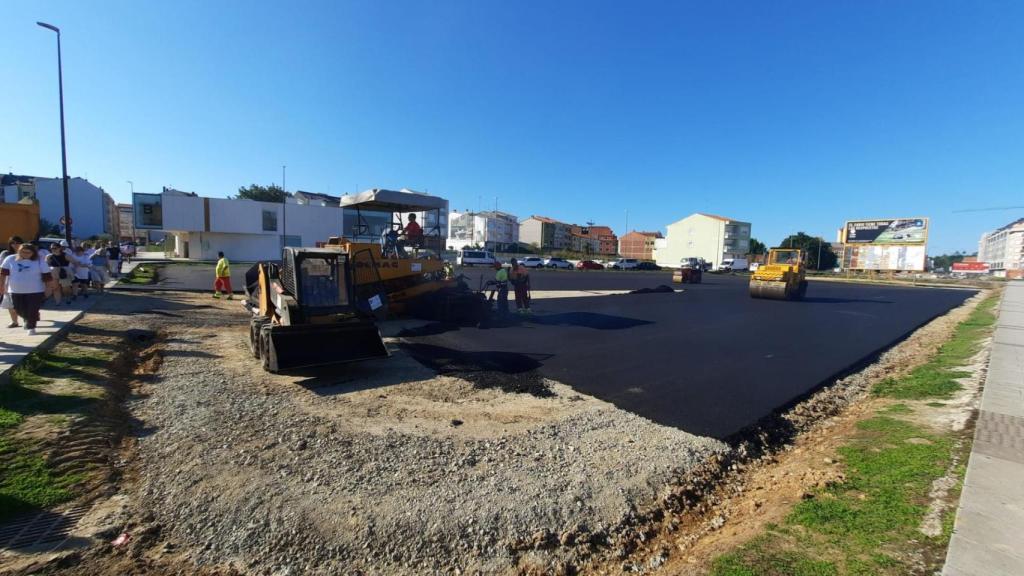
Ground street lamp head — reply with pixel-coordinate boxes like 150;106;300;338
37;21;60;33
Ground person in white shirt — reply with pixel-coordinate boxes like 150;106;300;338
1;235;25;327
0;243;54;334
71;245;93;299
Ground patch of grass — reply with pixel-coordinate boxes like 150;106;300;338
927;402;946;408
873;294;997;400
881;403;912;414
122;265;157;285
0;347;114;522
711;533;838;576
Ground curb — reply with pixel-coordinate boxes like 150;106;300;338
0;298;96;388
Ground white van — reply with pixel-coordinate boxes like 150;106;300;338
457;250;497;267
719;258;749;272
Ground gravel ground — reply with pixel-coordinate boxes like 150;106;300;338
108;292;727;574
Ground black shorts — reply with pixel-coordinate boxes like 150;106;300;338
73;278;90;285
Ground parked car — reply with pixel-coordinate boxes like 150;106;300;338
457;249;497;267
544;257;574;269
610;258;639;270
635;261;661;271
576;260;605;270
519;256;545;268
719;257;749;272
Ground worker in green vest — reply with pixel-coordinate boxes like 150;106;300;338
213;252;233;299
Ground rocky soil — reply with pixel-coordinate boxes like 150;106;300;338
26;291;726;575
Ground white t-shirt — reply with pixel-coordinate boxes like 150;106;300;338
72;254;92;280
1;255;52;294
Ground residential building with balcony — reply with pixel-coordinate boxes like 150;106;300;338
519;215;573;251
618;231;663;260
978;218;1024;279
447;210;519;251
653;213;752;269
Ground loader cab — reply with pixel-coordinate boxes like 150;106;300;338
279;247;362;321
768;249;803;266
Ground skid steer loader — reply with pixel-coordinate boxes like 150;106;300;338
749;248;808;300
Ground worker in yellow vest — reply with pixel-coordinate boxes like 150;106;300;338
213;251;233;300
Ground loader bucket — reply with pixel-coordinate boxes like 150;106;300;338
749;280;791;300
260;321;389;373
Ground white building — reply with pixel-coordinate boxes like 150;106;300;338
2;174;116;238
447;210;519;250
653;213;752;269
978;218;1024;279
133;189;344;261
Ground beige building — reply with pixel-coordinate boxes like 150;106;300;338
978;218;1024;279
653;213;752;269
519;215;573;251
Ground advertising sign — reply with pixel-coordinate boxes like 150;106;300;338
952;262;989;273
132;193;163;229
844;218;928;245
843;244;927;272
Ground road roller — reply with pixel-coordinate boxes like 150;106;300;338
749;248;808;300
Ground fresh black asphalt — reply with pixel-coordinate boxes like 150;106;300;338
399;274;975;440
131;263;974;440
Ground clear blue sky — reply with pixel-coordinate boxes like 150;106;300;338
3;0;1021;253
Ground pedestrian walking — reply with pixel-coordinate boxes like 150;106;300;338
0;236;25;327
88;243;109;293
106;242;122;277
0;243;55;335
70;246;92;299
46;243;73;306
213;252;233;299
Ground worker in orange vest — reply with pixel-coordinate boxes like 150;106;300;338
509;258;531;315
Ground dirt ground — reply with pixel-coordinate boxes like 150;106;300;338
0;289;987;576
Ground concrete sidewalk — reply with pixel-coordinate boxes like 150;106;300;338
943;280;1024;575
0;298;96;387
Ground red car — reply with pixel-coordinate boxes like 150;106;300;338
576;260;605;270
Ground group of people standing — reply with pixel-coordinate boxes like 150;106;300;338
492;258;531;316
0;235;124;335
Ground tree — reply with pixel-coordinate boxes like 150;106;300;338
38;218;60;236
748;237;767;255
778;231;838;270
236;184;289;203
932;251;973;271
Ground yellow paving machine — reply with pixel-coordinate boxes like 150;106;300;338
749;248;808;300
245;189;486;372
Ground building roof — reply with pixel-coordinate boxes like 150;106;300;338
623;230;663;238
696;212;739;222
994;217;1024;233
527;215;565;224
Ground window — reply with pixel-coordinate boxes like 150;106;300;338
262;209;278;232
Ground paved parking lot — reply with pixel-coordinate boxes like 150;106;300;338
400;274;976;439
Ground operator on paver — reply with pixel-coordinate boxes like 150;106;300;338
509;258;531;315
213;251;233;300
403;213;424;250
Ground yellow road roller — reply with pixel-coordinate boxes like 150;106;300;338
749;248;808;300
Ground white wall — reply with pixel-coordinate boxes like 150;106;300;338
162;194;205;232
33;177;107;238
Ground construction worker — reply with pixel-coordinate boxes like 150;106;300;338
403;213;424;248
509;258;531;314
213;251;233;299
493;261;509;316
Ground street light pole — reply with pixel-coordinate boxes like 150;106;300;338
37;21;72;245
281;165;287;247
127;180;133;194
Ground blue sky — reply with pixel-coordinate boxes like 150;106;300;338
2;0;1021;253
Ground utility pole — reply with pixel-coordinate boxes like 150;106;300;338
817;237;823;271
281;165;287;247
625;209;629;233
37;21;72;245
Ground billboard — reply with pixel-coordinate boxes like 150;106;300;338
844;218;928;245
133;193;163;229
843;244;927;272
952;262;989;274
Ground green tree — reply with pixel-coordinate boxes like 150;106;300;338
931;251;974;271
778;231;838;270
748;237;767;255
236;184;289;203
38;218;60;236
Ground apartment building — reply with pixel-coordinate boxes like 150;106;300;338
447;210;519;251
653;213;752;269
618;231;663;260
2;173;118;239
571;225;618;256
519;216;573;251
978;218;1024;279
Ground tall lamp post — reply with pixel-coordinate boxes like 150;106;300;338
281;165;287;247
37;21;72;245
